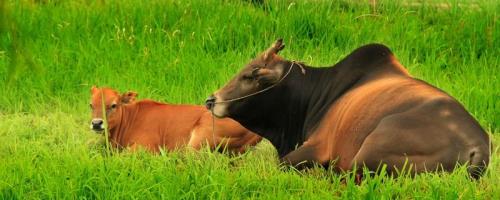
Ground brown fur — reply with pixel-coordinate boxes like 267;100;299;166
90;86;261;153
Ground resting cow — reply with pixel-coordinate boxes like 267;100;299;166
89;86;261;153
206;39;490;178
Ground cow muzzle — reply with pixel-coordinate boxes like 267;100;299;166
205;94;228;118
205;95;216;110
91;118;104;132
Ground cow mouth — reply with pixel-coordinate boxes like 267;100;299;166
210;102;229;118
91;126;105;133
210;110;225;118
205;94;229;118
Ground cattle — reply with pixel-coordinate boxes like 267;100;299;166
205;39;491;179
89;86;261;153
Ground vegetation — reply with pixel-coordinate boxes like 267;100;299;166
0;0;498;199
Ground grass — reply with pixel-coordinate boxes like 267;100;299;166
0;0;499;199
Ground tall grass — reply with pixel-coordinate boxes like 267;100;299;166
0;0;498;199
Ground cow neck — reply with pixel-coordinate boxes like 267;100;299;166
301;64;365;136
108;104;139;149
237;61;365;157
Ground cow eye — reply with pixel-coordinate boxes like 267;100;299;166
111;104;117;109
89;103;93;109
242;74;254;80
251;67;260;78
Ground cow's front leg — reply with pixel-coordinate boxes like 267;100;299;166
280;143;325;170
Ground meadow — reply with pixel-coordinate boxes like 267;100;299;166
0;0;499;199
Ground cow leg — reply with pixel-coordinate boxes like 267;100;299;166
187;128;227;152
350;103;477;177
129;144;139;152
128;143;160;153
187;129;204;150
280;143;325;170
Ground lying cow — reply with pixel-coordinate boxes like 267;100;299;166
206;39;490;179
89;86;261;153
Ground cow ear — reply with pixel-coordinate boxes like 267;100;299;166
121;91;138;104
91;85;98;93
263;38;285;61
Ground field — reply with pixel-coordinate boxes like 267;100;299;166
0;0;499;199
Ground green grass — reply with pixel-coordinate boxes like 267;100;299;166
0;0;499;199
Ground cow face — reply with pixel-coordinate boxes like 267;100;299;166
206;39;288;117
89;86;138;133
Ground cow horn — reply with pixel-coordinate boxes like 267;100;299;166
264;38;285;60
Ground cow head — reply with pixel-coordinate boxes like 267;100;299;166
89;86;138;133
206;39;290;118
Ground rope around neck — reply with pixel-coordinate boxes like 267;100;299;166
214;61;305;105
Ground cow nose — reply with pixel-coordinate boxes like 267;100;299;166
92;119;103;126
91;119;104;131
205;95;216;110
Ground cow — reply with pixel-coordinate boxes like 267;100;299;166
205;39;491;179
89;86;261;153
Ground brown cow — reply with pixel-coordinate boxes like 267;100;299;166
206;39;491;179
89;86;261;153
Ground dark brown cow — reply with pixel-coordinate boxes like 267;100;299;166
206;39;490;178
90;86;261;153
